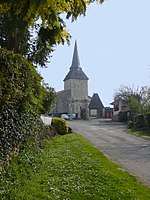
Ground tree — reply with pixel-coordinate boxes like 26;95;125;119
0;0;104;67
41;82;56;114
140;86;150;114
114;85;150;115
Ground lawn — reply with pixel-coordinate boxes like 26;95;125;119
1;134;150;200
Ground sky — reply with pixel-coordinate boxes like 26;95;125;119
38;0;150;107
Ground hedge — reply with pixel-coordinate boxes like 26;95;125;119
0;48;45;168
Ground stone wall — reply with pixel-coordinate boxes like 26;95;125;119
64;79;88;101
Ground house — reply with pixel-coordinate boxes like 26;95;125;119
89;93;105;118
111;98;128;120
105;107;113;119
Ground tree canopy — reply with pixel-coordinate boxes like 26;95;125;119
114;85;150;114
0;0;104;66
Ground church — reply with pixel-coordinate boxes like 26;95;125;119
51;41;112;119
51;41;90;119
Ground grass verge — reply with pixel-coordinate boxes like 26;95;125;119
1;134;150;199
128;129;150;139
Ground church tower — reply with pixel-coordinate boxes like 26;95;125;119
63;41;89;118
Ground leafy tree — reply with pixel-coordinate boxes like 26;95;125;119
41;82;56;114
0;0;104;66
0;48;44;113
114;85;150;116
140;86;150;114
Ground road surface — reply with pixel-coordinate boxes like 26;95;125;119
68;119;150;187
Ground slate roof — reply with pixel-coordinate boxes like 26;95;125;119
89;93;104;109
64;41;88;81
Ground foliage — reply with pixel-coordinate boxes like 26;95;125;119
0;0;104;66
0;0;105;178
0;48;44;113
0;48;56;166
51;118;68;135
114;85;150;116
118;111;128;122
0;0;104;23
127;120;134;129
40;125;58;143
0;14;30;55
1;134;150;199
128;129;150;139
134;114;145;129
41;82;56;114
140;86;150;114
0;0;104;175
0;48;56;114
0;106;42;168
114;85;141;101
145;113;150;128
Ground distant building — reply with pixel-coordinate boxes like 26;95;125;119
105;107;113;119
51;41;113;119
111;98;128;120
51;41;89;119
89;93;105;118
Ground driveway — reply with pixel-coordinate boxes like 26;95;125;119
68;119;150;187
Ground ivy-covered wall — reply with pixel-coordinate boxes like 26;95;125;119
0;48;45;166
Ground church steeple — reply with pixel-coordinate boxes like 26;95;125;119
70;40;80;69
64;41;88;81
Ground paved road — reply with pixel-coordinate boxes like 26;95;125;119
68;119;150;187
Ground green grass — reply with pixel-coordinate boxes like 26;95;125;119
128;129;150;139
1;134;150;200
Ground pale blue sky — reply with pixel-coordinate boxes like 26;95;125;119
39;0;150;107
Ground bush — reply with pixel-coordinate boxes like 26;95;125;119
127;120;134;129
118;111;128;122
0;48;53;168
0;106;43;166
0;48;44;113
145;113;150;128
51;118;68;135
40;125;58;143
134;114;145;129
0;49;56;169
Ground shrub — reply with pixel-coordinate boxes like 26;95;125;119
134;114;145;129
145;113;150;128
40;125;58;143
0;48;44;113
0;48;55;168
118;111;128;122
127;120;134;129
51;118;68;135
0;106;43;166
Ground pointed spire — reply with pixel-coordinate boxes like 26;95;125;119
63;40;89;81
70;40;80;69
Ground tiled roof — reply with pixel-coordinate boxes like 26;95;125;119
64;67;88;81
89;93;104;109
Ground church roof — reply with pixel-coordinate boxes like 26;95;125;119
89;93;104;109
64;41;88;81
